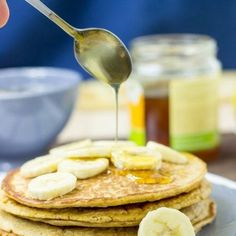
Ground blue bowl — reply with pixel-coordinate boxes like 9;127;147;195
0;67;81;161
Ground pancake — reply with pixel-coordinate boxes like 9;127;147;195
0;200;216;236
193;200;216;233
2;154;206;208
0;180;211;227
26;199;213;228
0;229;15;236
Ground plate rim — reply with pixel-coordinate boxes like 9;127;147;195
206;173;236;190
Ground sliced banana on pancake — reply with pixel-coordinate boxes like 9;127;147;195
58;158;109;179
50;139;92;154
138;207;195;236
20;154;65;178
111;146;162;170
147;141;188;164
94;140;137;149
65;146;112;159
28;172;77;201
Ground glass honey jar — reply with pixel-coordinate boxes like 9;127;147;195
130;34;221;161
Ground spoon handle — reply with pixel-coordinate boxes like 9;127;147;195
24;0;77;37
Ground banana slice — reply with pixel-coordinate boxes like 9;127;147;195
147;141;188;164
138;207;195;236
20;154;65;178
52;141;136;159
58;158;109;179
66;146;112;159
111;146;162;170
93;140;136;150
28;172;77;200
50;139;92;154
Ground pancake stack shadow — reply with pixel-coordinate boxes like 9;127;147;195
0;154;216;236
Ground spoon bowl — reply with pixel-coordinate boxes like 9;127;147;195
74;28;132;86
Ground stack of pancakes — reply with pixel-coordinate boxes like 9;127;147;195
0;154;216;235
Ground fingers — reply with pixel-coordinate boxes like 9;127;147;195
0;0;9;28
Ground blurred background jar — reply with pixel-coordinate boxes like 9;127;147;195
130;34;222;161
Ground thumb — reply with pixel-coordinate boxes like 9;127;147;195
0;0;9;28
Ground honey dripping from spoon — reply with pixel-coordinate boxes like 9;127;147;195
24;0;132;141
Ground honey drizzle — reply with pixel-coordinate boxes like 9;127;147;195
110;168;173;185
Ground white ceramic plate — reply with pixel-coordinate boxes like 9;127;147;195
0;172;235;235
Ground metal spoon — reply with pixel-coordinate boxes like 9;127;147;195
24;0;132;87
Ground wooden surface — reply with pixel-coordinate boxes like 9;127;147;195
208;133;236;181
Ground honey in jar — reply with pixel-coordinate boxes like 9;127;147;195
130;34;221;162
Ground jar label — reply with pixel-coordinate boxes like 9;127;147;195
169;77;220;151
127;82;146;145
